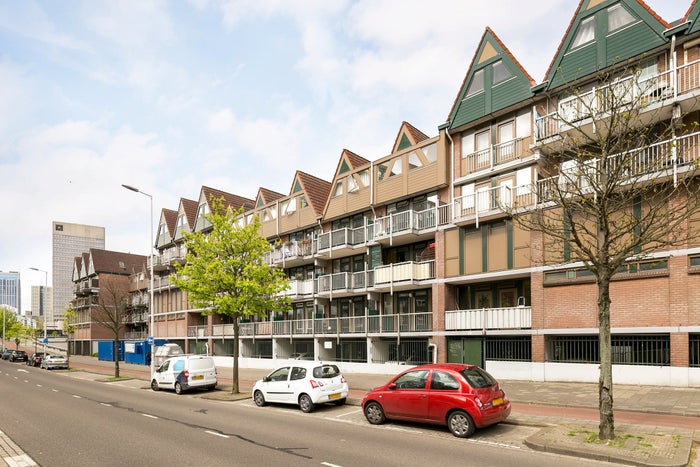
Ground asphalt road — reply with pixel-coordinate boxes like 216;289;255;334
0;360;624;467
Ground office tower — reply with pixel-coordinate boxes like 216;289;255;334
30;284;53;318
52;221;105;328
0;271;21;312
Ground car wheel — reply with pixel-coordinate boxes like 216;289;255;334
151;380;159;391
333;398;346;406
174;382;183;395
253;390;266;407
447;410;475;438
298;394;314;413
364;401;386;425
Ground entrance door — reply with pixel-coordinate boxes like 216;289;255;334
447;338;483;367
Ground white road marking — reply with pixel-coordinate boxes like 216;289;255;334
205;430;230;438
101;403;112;407
72;395;82;399
321;462;342;467
142;414;158;419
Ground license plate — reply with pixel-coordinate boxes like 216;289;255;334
192;375;204;381
329;392;341;400
492;397;504;407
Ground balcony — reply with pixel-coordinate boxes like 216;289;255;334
150;245;186;271
453;184;536;226
74;278;99;296
373;260;435;291
278;279;315;300
535;68;676;145
316;226;367;259
371;208;440;246
445;306;531;330
265;240;314;268
128;293;149;308
461;137;531;177
316;271;374;297
205;311;433;338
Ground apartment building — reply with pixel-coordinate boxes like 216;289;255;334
71;249;146;355
131;0;700;386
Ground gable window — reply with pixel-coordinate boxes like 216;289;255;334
571;16;595;49
299;195;308;209
334;181;344;196
467;69;485;96
347;175;359;193
358;169;370;186
492;60;512;84
608;4;635;32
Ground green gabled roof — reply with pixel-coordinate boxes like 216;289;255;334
446;27;535;131
684;2;700;35
391;122;429;153
543;0;670;91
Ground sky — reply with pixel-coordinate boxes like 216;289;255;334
0;0;690;313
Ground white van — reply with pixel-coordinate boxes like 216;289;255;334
150;355;217;394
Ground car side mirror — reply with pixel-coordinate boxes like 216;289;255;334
388;383;397;390
262;376;271;383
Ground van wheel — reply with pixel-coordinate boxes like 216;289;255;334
253;390;266;407
175;382;183;395
299;394;314;413
151;380;159;391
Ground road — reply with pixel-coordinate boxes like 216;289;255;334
0;360;624;466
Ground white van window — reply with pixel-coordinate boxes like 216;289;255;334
189;358;213;370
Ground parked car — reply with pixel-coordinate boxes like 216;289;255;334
361;363;511;438
1;349;12;360
41;354;68;370
9;350;28;362
252;361;348;413
27;352;47;367
150;355;217;394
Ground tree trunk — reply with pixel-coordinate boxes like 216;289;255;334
232;318;239;394
114;339;120;379
598;276;614;440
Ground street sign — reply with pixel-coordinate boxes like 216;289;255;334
147;336;154;345
43;337;49;344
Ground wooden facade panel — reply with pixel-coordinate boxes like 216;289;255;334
605;24;664;68
375;176;404;204
463;230;482;274
453;94;486;129
492;79;532;113
551;45;597;88
513;223;531;269
487;223;507;271
443;229;460;277
346;190;371;214
325;197;346;220
406;164;439;193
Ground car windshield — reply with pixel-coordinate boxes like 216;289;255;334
312;365;340;379
459;367;497;389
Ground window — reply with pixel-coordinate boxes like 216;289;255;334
333;181;343;196
358;169;370;186
430;371;460;390
394;370;429;389
467;69;484;96
492;60;512;84
347;176;359;193
408;151;422;169
571;16;595;49
608;4;635;32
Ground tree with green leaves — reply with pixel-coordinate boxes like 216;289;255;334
506;65;700;440
63;305;77;368
173;198;290;393
1;305;24;350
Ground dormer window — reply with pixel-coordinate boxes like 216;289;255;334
492;60;512;84
608;4;635;32
571;16;594;49
467;69;485;96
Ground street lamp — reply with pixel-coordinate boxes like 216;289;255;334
122;184;155;376
29;267;48;357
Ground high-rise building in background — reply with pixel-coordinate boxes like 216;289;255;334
52;221;105;329
0;271;21;313
30;284;53;318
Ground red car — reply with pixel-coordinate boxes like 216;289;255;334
361;363;511;438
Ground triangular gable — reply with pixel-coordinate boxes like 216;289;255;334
255;187;285;208
292;171;332;217
391;122;430;153
330;149;370;181
543;0;670;90
447;27;535;130
174;198;197;242
72;257;82;282
156;208;177;249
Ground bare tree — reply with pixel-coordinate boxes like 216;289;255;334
92;275;132;378
506;65;700;439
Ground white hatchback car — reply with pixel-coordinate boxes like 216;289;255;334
252;362;348;412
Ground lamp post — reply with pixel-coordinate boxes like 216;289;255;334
122;184;155;376
29;267;48;357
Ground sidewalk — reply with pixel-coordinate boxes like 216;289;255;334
10;355;700;466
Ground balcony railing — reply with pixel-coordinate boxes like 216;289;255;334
372;208;441;241
445;307;531;330
317;226;366;252
265;240;314;265
279;279;315;298
535;68;675;141
203;311;433;338
373;260;435;285
317;271;374;294
463;137;528;175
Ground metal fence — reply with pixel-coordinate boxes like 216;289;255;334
547;334;670;366
485;336;531;361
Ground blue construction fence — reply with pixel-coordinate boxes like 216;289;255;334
97;339;168;365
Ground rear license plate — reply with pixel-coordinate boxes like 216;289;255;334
192;375;204;381
492;397;504;407
329;392;341;400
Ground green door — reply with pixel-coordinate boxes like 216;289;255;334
447;338;484;367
